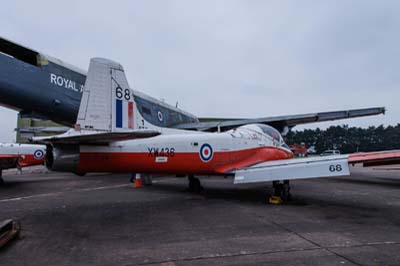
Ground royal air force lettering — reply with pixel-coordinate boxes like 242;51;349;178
115;99;134;129
50;73;84;93
200;143;213;162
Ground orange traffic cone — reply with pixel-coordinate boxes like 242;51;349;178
133;173;143;188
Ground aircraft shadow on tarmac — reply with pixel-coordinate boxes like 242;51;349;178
0;176;80;188
148;177;399;214
2;173;399;213
0;172;127;187
329;176;400;189
145;179;346;208
147;180;269;204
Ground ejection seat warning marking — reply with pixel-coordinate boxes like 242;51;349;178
155;157;168;163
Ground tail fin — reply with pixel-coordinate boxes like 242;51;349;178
76;58;136;132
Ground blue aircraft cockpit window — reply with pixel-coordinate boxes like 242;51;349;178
141;106;151;115
134;95;199;127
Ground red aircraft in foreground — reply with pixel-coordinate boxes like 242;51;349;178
34;58;400;201
0;143;46;184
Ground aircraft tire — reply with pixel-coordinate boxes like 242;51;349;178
188;175;203;193
74;172;86;177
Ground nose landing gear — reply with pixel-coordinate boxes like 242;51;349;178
269;180;291;204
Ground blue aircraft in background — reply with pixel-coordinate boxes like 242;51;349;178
0;36;386;136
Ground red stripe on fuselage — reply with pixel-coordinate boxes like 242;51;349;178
78;146;293;174
17;154;45;167
128;102;133;129
0;154;44;168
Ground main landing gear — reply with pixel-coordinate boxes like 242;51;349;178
269;180;291;204
188;175;203;192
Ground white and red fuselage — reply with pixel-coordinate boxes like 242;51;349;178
75;124;293;175
0;143;46;170
43;58;294;175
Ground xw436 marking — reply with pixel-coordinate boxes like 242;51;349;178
148;147;175;157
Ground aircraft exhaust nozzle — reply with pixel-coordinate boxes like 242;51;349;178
45;144;80;173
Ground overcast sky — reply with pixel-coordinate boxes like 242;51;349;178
0;1;399;142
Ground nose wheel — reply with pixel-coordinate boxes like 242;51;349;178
0;170;3;186
188;175;203;192
271;180;291;203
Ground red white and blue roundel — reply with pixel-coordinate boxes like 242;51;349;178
199;143;213;162
33;149;44;160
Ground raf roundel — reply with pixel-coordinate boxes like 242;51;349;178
199;143;213;162
157;111;164;122
33;149;44;160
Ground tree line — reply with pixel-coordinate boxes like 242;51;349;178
285;124;400;154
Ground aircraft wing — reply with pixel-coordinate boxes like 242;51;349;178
32;129;160;144
174;107;385;132
0;155;21;169
233;150;400;184
17;127;70;134
348;150;400;167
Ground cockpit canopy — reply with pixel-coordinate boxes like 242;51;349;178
256;124;283;143
236;124;288;148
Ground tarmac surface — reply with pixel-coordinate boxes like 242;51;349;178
0;166;400;266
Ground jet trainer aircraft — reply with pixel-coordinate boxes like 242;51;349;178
34;58;400;200
0;143;46;184
0;36;386;136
